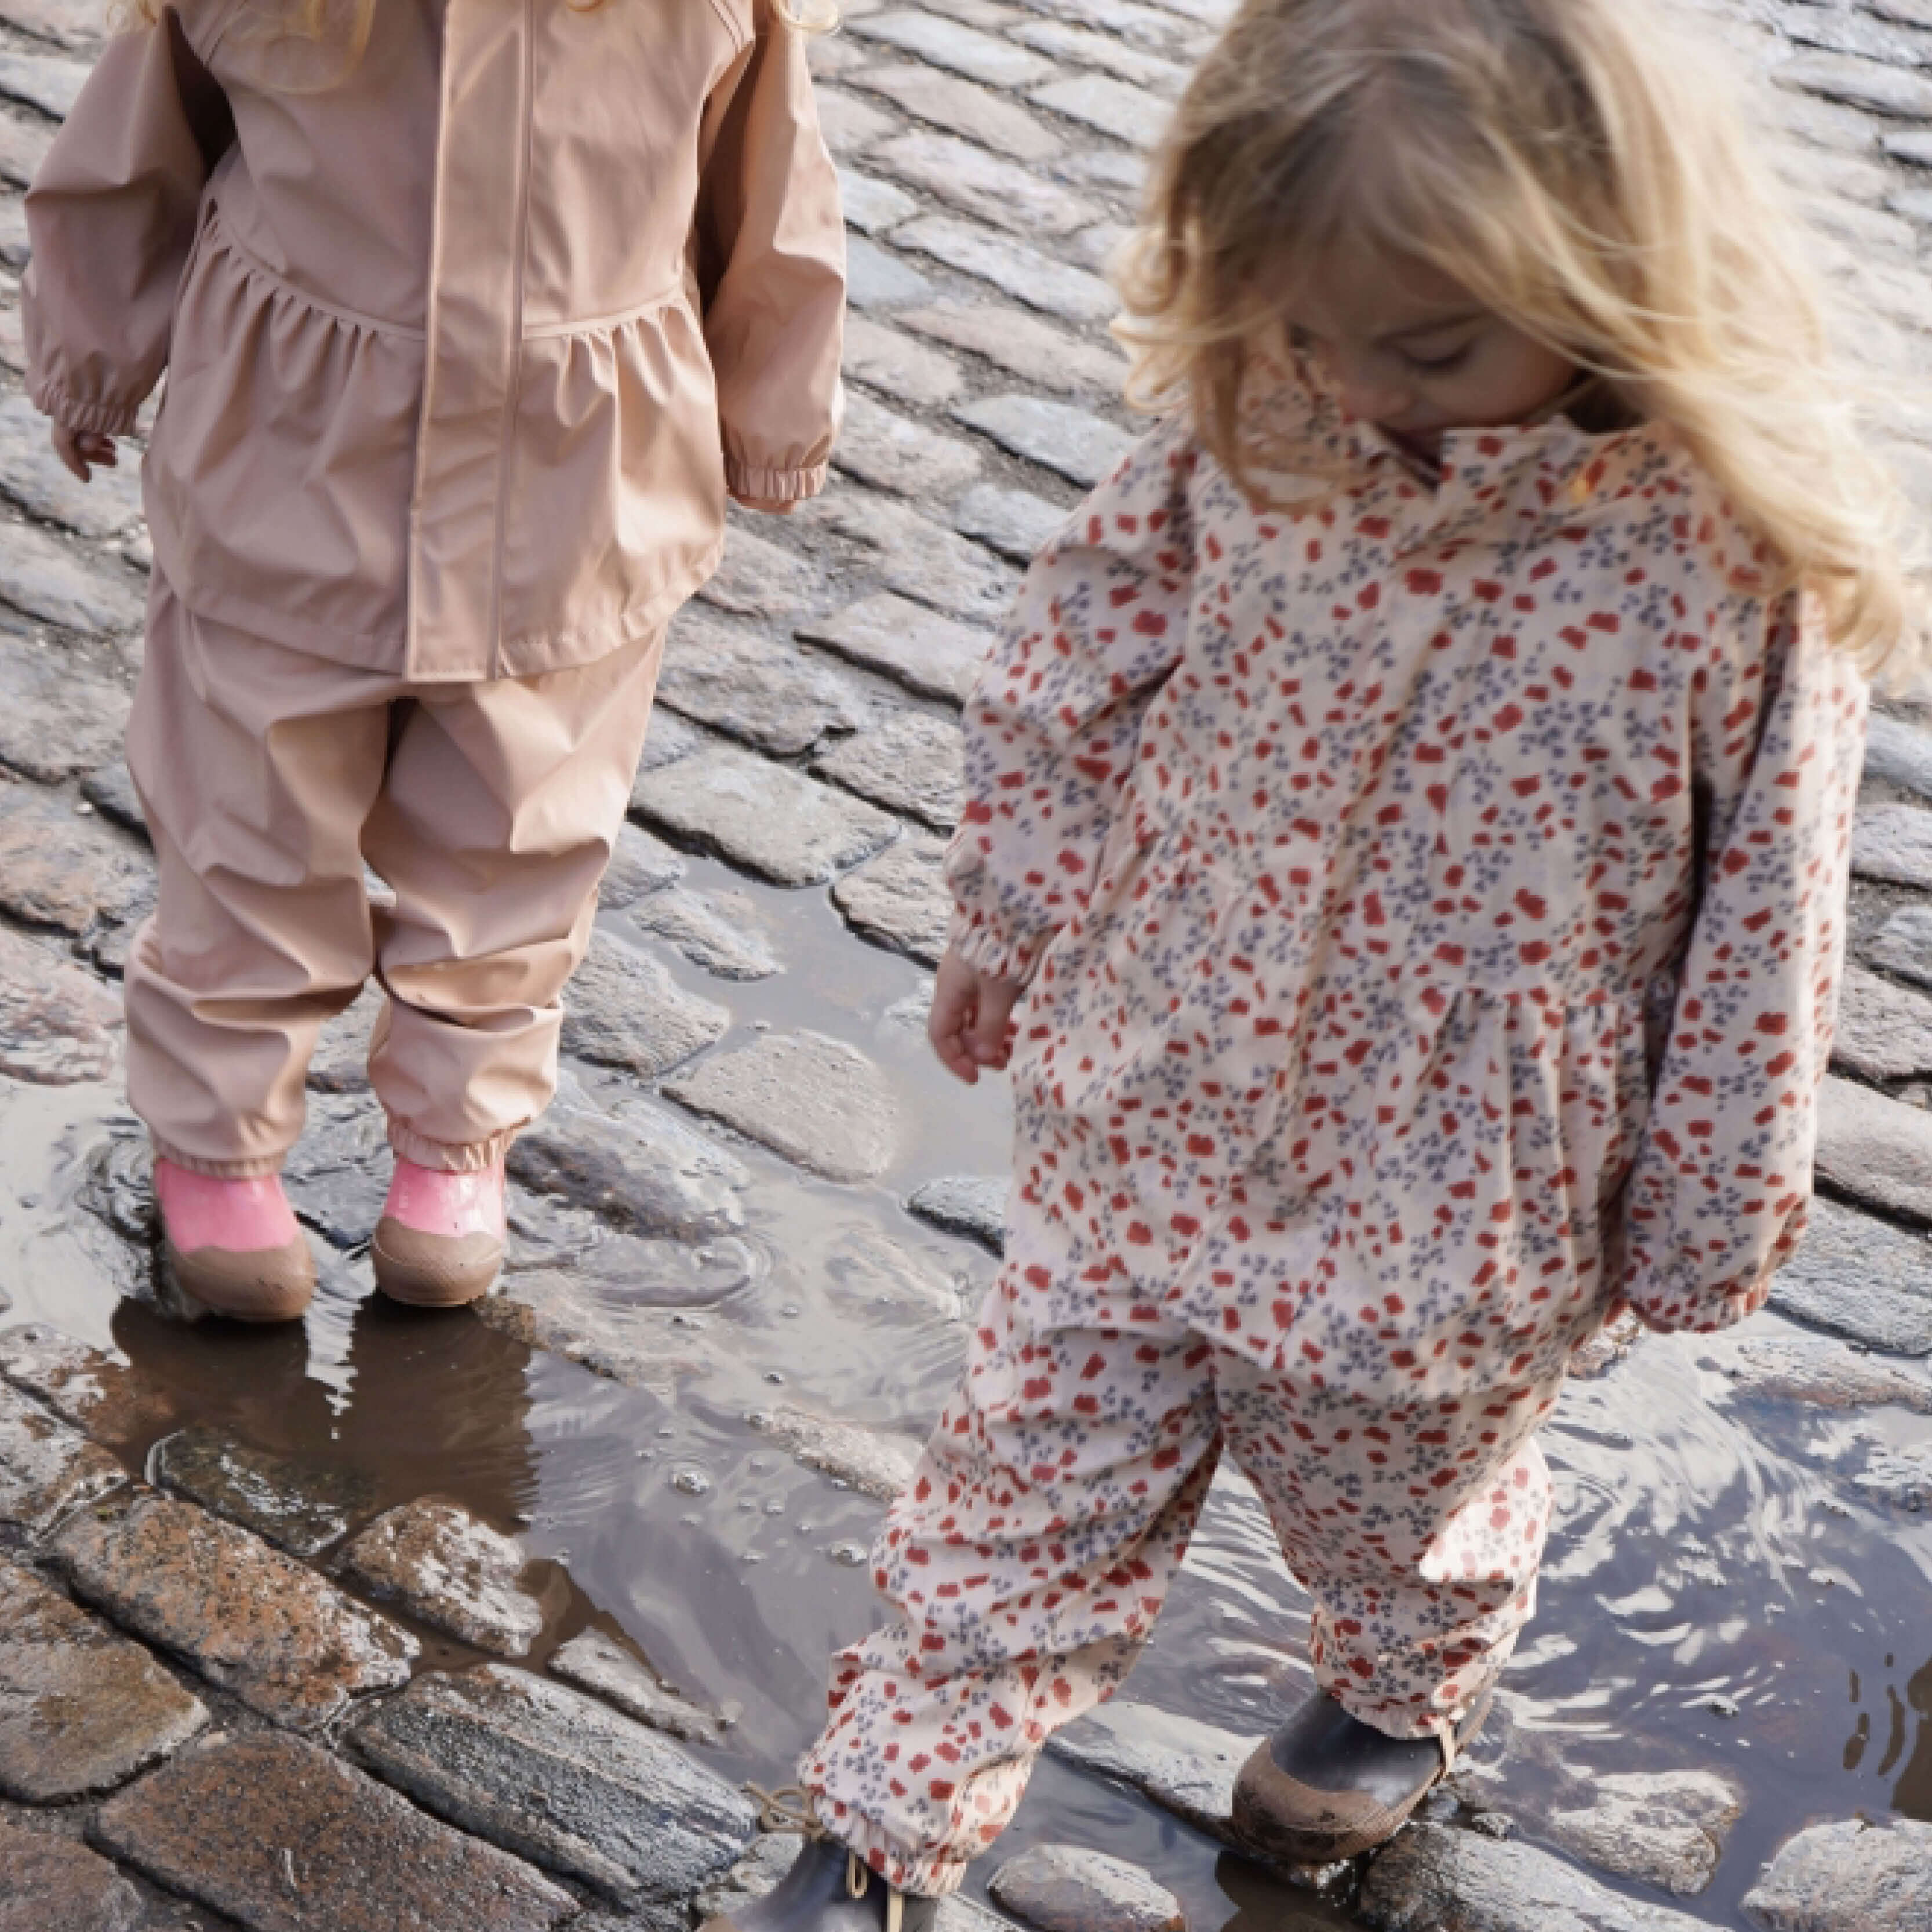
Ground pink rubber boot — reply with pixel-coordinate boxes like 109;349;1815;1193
370;1158;506;1308
154;1159;315;1322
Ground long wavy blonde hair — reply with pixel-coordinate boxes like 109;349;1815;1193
122;0;838;60
1116;0;1926;679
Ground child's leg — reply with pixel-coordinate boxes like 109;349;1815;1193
126;581;392;1177
360;627;664;1170
1216;1365;1563;1737
799;1278;1224;1898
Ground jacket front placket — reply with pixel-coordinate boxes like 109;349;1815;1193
406;0;534;682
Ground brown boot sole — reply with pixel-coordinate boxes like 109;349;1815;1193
162;1237;316;1324
370;1217;501;1308
1230;1688;1493;1865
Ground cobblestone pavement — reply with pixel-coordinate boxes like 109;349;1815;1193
1;0;1931;1929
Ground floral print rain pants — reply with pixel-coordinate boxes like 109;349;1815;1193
802;1273;1562;1896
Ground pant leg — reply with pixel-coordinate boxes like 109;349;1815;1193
362;626;665;1169
1216;1361;1563;1741
125;578;392;1177
801;1279;1224;1897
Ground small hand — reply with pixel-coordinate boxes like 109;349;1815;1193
730;494;796;516
929;948;1025;1086
53;425;117;483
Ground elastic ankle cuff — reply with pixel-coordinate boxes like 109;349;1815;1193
801;1793;969;1899
151;1140;287;1181
387;1122;516;1173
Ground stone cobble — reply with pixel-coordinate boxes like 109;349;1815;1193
0;0;1930;1926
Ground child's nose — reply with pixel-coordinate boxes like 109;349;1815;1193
1337;364;1412;424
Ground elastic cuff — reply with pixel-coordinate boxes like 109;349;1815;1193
799;1793;970;1900
28;376;141;438
948;908;1051;987
1624;1271;1770;1336
388;1120;516;1173
150;1138;286;1181
725;457;829;504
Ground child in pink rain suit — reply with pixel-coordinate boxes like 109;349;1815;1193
708;2;1920;1926
26;0;845;1318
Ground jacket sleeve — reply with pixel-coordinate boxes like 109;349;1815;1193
23;14;233;436
944;413;1200;984
1614;598;1868;1334
694;0;846;505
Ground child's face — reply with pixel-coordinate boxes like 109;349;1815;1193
1282;239;1578;454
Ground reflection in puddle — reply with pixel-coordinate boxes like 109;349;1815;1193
2;849;1929;1928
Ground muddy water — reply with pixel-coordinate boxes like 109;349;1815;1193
2;849;1929;1930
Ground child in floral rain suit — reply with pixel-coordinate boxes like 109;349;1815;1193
27;0;844;1319
711;2;1921;1927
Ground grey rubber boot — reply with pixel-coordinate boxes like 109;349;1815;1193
700;1791;940;1932
1230;1688;1493;1864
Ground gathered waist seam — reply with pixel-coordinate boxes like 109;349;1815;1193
203;205;429;343
200;206;693;349
520;275;693;341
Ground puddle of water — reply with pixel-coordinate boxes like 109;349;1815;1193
1;843;1927;1929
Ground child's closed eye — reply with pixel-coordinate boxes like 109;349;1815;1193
1400;342;1475;375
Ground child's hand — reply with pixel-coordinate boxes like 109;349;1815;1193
929;948;1025;1086
53;425;118;483
730;494;796;516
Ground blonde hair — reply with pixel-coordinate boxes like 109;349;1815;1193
1116;0;1927;679
122;0;839;60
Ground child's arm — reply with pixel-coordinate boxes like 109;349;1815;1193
24;17;232;470
943;413;1199;990
1613;602;1868;1334
694;0;845;514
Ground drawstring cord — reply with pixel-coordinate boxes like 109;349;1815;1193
743;1785;907;1932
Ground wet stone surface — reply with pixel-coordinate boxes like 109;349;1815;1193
1043;1701;1253;1845
628;882;784;981
1870;900;1932;988
0;631;131;782
1853;1438;1932;1509
631;745;899;886
1;1325;176;1450
548;1626;727;1746
666;1028;903;1183
1770;1195;1932;1353
339;1501;544;1658
95;1732;578;1932
0;1816;145;1932
832;832;952;964
989;1844;1188;1932
152;1426;377;1558
657;607;868;758
746;1402;922;1502
562;930;732;1079
0;1560;208;1802
1359;1822;1712;1931
1544;1769;1742;1897
1813;1077;1932;1228
351;1664;759;1908
1853;802;1932;889
908;1174;1008;1253
598;821;688;908
0;778;152;936
1741;1816;1932;1930
1831;963;1932;1079
698;523;829;623
0;1379;125;1535
49;1489;417;1731
508;1083;749;1240
813;705;966;830
1706;1333;1932;1411
800;591;993;705
955;394;1137;488
0;516;145;635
